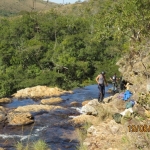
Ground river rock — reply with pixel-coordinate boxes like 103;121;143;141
7;112;34;125
81;104;98;116
0;106;7;125
106;94;126;112
88;99;100;106
0;98;12;104
41;97;63;105
14;104;65;113
70;101;81;107
12;86;72;98
0;113;7;123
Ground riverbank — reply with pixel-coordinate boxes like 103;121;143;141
71;93;150;150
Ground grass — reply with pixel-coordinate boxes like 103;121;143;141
76;122;91;150
14;123;50;150
121;135;130;144
15;142;24;150
32;139;49;150
95;105;112;124
15;139;50;150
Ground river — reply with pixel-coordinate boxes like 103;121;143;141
0;84;113;150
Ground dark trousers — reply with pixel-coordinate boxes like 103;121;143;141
112;82;117;92
98;84;105;102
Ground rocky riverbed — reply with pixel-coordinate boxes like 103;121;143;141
0;85;112;150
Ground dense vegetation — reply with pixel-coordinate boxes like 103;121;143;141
0;0;150;97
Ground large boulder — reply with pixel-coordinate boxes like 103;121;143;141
41;97;63;105
0;98;12;104
7;112;34;125
81;105;98;116
81;99;99;116
69;101;82;107
14;104;65;113
12;86;72;99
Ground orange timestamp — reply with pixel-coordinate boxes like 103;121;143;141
128;124;150;132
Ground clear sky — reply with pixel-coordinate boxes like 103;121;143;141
45;0;84;4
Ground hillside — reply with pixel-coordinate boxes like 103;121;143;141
0;0;59;16
0;0;87;17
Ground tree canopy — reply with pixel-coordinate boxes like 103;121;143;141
0;0;150;97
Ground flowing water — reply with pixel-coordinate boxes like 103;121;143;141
0;84;113;150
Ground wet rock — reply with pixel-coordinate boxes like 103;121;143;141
12;86;72;99
14;104;65;113
7;112;34;125
0;98;12;104
41;97;63;105
70;101;81;107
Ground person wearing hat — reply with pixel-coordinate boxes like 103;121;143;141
96;71;108;102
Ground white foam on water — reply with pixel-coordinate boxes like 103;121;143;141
35;126;48;132
0;134;34;141
68;116;76;119
0;126;48;141
71;107;83;113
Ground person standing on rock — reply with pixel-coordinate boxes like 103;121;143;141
96;71;108;102
110;73;118;93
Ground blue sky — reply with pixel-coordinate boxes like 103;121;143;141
44;0;84;4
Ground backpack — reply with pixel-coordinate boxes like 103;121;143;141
112;113;122;123
126;100;135;109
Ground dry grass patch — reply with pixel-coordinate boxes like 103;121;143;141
71;114;98;126
75;122;91;150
